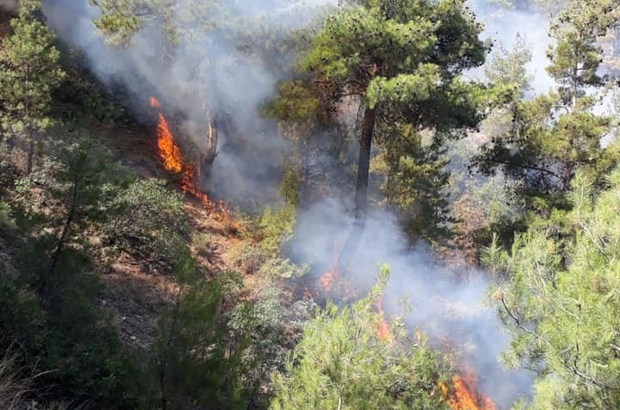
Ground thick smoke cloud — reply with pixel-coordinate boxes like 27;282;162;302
41;0;338;206
37;0;559;407
290;199;533;408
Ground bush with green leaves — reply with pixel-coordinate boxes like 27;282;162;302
227;283;316;408
0;0;66;173
151;244;316;410
258;164;299;254
150;253;249;410
104;177;187;269
270;266;452;410
258;204;296;255
485;167;620;409
0;133;158;407
0;230;146;408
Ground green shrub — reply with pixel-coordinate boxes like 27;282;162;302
0;241;147;408
104;178;187;269
258;204;296;255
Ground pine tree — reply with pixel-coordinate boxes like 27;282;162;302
377;125;451;244
483;34;534;99
89;0;177;46
444;36;532;260
5;131;149;407
485;168;620;409
474;3;618;216
270;266;452;410
546;0;609;109
0;0;65;173
286;0;488;265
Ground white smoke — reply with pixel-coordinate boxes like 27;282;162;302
40;0;338;206
36;0;553;407
290;199;534;408
0;0;18;11
467;0;555;96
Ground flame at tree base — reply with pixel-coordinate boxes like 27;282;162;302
149;96;233;224
316;241;391;341
319;241;341;294
317;241;357;300
319;269;338;291
150;97;183;173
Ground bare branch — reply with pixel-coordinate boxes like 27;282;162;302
501;294;538;337
482;157;563;180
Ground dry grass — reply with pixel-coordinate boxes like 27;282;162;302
0;346;31;410
96;199;257;350
1;123;262;355
0;345;89;410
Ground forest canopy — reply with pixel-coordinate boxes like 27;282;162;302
1;0;620;409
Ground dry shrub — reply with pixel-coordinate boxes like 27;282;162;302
0;346;30;410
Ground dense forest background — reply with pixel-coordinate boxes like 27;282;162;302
1;0;620;409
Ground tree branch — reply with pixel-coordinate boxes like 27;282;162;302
500;294;537;337
482;157;563;181
48;164;80;276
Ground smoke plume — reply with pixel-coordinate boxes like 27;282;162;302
35;0;566;407
0;0;17;11
40;0;338;206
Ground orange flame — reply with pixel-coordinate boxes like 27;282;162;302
149;96;227;216
149;96;161;109
442;368;496;410
375;299;391;342
319;241;340;292
151;96;183;173
319;269;338;291
155;112;183;173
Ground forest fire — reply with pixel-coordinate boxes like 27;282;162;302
317;241;391;340
311;240;499;407
319;240;340;292
149;96;220;213
375;299;391;342
442;368;496;410
318;269;338;291
150;96;182;173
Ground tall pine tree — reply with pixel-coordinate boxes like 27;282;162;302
289;0;487;265
0;0;65;173
474;2;619;217
485;168;620;409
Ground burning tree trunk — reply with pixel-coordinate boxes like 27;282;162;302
150;96;216;210
199;103;219;189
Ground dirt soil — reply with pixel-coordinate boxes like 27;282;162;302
96;125;257;350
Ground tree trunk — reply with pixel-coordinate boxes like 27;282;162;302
205;105;219;162
199;104;219;191
48;170;79;276
338;107;376;270
27;136;34;174
198;58;220;192
354;107;376;220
